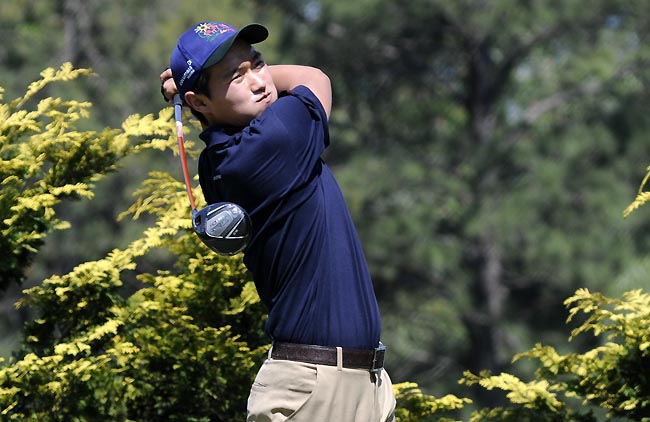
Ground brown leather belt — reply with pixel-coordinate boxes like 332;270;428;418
271;342;385;373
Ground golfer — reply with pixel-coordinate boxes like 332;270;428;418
160;20;396;421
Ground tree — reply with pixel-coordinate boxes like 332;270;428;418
0;64;466;421
0;64;129;292
7;2;650;419
0;0;266;358
0;0;267;288
0;65;269;421
461;288;650;421
0;0;260;128
255;0;650;401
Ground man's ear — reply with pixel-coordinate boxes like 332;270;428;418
184;91;209;113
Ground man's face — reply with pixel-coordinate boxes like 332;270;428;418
199;40;278;127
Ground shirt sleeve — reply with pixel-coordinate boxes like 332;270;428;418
278;85;330;150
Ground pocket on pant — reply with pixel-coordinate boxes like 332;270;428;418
248;360;318;421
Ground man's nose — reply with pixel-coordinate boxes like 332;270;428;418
247;71;265;91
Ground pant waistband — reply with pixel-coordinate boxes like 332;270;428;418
270;342;386;372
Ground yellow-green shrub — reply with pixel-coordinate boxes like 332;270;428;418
1;64;456;421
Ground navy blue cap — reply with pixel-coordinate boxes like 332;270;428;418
170;22;268;97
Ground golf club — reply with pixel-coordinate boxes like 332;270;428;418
173;94;251;256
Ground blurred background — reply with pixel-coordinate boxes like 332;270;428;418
3;0;650;406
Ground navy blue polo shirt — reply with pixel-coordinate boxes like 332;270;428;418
198;86;381;350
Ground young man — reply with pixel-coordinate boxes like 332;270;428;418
161;21;396;421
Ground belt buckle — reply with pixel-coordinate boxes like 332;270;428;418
370;344;386;376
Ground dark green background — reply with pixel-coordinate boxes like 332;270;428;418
3;0;650;405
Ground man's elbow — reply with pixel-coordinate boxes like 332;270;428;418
313;69;332;118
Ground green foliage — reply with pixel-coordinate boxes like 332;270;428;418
0;64;120;290
0;0;274;128
624;166;650;218
394;382;471;422
6;1;650;409
6;3;650;419
462;371;578;422
0;63;462;421
0;67;267;421
265;0;650;399
461;288;650;421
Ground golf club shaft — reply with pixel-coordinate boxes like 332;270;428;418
173;94;197;211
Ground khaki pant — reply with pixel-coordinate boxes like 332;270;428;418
247;356;396;422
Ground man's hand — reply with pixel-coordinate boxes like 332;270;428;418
160;68;178;102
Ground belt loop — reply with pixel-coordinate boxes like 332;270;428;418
371;343;386;378
336;347;343;371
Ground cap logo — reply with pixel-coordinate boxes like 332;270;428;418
194;22;235;42
179;59;195;87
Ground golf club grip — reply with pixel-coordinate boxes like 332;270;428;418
173;94;197;211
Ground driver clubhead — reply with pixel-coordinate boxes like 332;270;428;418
192;202;251;256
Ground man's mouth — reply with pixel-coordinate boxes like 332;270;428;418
257;92;271;103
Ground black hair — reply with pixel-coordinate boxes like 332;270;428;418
189;69;212;125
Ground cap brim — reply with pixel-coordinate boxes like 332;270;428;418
204;23;269;69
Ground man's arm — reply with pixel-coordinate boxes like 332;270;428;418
268;65;332;119
159;64;332;118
